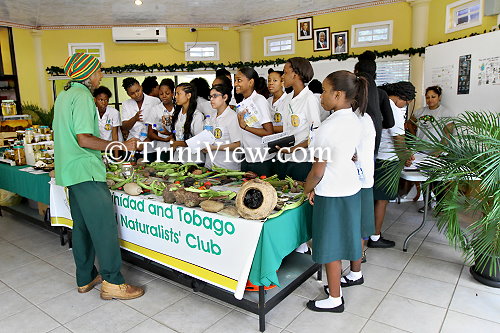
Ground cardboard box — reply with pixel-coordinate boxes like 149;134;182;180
37;201;49;217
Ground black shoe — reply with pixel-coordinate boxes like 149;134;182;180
307;300;344;313
340;276;364;287
367;236;395;248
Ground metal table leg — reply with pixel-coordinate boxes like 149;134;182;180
403;185;429;252
258;286;265;332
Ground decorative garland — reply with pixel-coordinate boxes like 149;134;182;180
46;27;499;76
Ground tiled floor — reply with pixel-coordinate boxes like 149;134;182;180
1;202;500;333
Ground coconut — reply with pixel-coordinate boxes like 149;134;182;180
123;183;142;196
235;179;277;220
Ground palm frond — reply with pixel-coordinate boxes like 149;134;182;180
21;103;54;127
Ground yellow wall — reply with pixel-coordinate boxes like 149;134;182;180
40;27;240;68
428;0;499;45
12;29;38;104
0;27;13;75
252;2;413;61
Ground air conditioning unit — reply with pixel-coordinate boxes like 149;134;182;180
112;27;167;43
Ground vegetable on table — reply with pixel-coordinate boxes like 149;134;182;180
123;183;143;196
267;194;306;219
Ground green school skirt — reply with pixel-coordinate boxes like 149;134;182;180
360;188;375;238
373;159;399;201
311;192;362;264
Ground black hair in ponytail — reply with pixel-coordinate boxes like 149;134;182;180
171;83;198;140
238;67;261;92
324;70;368;115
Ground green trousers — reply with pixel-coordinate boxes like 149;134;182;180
68;181;125;287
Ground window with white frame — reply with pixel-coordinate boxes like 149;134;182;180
351;21;393;48
446;0;482;33
185;42;219;61
375;59;410;86
68;43;105;62
264;33;295;57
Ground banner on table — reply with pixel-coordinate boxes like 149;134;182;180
113;191;263;299
49;185;263;299
49;179;74;228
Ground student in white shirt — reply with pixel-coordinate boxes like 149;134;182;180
121;77;161;159
142;76;160;98
170;83;205;164
234;67;275;176
191;77;214;117
276;57;321;181
308;79;331;122
203;84;242;171
267;69;286;133
146;79;176;162
303;70;367;313
93;86;121;142
371;81;416;248
212;75;236;109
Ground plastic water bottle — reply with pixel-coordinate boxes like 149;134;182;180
204;115;214;134
139;123;149;141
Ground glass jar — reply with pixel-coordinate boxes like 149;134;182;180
40;126;50;134
16;130;25;141
32;125;40;133
4;149;14;160
13;145;26;166
34;133;42;143
24;128;34;144
1;100;16;116
34;150;42;162
122;162;133;178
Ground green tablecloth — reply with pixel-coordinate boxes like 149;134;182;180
248;202;313;287
0;163;51;205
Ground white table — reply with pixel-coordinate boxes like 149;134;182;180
400;170;430;252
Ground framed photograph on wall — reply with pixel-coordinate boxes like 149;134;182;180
332;31;348;55
297;17;313;40
313;27;330;51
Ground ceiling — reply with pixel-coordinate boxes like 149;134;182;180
0;0;385;27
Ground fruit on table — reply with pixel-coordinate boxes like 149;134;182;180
200;200;224;213
123;183;142;196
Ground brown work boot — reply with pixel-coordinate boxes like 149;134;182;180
100;280;145;300
77;275;102;293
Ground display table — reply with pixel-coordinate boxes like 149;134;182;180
0;163;320;332
0;163;51;205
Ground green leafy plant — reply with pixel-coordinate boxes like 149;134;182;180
21;103;54;127
380;111;500;275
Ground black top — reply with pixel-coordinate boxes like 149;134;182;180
358;73;395;154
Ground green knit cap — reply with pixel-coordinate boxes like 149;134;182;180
64;53;101;81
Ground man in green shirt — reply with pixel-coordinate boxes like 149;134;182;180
54;53;144;300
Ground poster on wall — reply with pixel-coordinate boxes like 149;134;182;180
477;56;500;86
457;54;471;95
430;65;454;91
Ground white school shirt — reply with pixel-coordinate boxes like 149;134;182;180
355;109;376;188
204;106;242;171
97;106;121;141
172;109;205;163
197;97;216;117
121;94;161;139
280;87;322;162
267;92;287;128
413;105;454;141
314;108;362;197
377;99;406;161
147;103;175;149
239;90;275;163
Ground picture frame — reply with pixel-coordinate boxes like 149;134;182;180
332;30;348;55
297;17;313;41
313;27;330;51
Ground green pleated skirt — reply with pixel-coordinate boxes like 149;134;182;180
360;188;375;238
373;159;399;201
311;192;362;264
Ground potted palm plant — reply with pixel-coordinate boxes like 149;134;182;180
21;103;54;127
381;111;499;287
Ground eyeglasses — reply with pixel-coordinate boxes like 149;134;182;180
209;93;223;100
